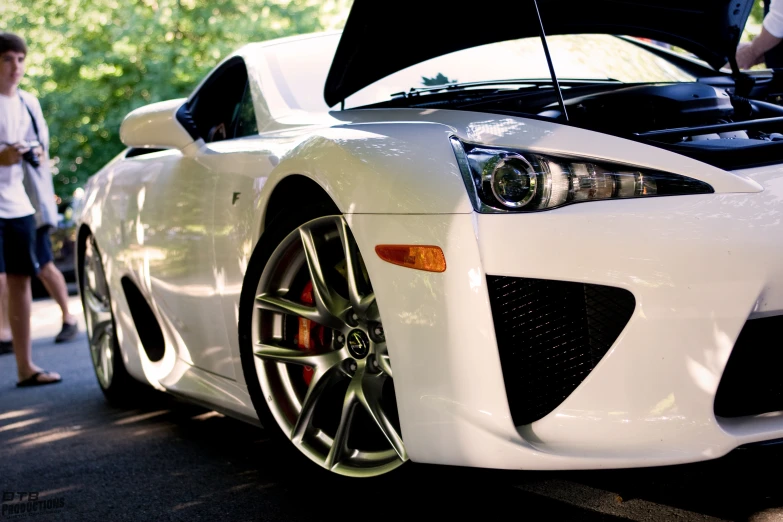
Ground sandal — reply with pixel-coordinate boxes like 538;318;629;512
16;371;62;387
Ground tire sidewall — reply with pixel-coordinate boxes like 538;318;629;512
238;205;336;442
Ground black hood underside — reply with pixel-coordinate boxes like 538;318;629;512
324;0;754;107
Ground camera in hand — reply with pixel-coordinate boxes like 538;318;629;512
21;140;41;168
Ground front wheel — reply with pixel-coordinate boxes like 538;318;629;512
239;210;406;478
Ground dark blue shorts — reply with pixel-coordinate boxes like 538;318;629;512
0;215;39;276
36;225;54;267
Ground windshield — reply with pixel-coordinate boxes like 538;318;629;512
259;33;697;113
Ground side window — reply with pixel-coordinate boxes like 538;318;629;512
233;83;258;138
187;57;258;143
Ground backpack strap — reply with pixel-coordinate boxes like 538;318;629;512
18;94;41;143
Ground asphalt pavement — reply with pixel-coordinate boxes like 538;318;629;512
1;296;782;521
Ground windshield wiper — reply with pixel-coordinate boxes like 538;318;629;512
390;78;621;99
454;81;630;111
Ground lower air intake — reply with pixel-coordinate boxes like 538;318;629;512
486;276;635;426
715;315;783;418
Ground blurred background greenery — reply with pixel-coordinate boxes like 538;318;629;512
0;0;351;202
0;0;768;202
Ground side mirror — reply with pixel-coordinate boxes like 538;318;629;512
119;98;199;151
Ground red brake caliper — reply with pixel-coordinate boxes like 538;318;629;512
295;281;326;386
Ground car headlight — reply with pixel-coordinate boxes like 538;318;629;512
450;137;713;212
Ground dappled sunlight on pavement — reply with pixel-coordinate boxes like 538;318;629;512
0;408;38;420
0;417;44;433
112;410;170;425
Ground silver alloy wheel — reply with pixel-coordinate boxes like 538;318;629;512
252;216;406;477
83;238;114;390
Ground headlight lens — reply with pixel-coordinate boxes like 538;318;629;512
486;153;537;208
450;137;713;212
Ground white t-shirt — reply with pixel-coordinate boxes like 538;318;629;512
0;91;35;219
765;0;783;39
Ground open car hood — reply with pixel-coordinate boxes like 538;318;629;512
324;0;753;107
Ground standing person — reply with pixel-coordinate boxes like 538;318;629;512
19;51;78;343
736;0;783;69
0;35;78;348
0;31;61;386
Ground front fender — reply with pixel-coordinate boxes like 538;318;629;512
267;122;474;215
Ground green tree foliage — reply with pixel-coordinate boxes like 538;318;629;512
0;0;349;200
751;0;765;26
741;0;766;40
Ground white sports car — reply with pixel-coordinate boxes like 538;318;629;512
78;0;783;478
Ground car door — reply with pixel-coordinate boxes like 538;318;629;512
138;60;262;380
178;54;287;382
195;48;302;386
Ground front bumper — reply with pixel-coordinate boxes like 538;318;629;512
347;163;783;470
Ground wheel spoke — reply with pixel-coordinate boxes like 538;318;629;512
84;285;110;316
105;340;114;384
255;294;324;325
101;341;111;383
360;293;375;311
337;219;373;316
376;343;393;378
90;319;112;348
357;375;406;461
290;365;345;443
378;355;392;377
254;342;345;371
89;335;100;368
325;386;357;470
89;319;112;387
365;300;381;323
300;226;347;329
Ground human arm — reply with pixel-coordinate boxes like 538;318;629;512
737;26;783;69
737;0;783;69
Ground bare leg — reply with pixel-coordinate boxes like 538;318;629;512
0;273;10;341
8;273;60;383
37;262;76;325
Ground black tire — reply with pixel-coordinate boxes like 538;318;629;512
80;234;152;406
238;204;409;481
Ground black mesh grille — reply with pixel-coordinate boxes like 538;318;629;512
487;276;635;426
715;315;783;418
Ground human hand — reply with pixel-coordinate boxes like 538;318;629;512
736;41;765;70
0;144;25;167
32;145;43;158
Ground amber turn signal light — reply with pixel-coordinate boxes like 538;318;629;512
375;245;446;273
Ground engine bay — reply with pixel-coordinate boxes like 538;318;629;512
534;82;783;146
369;69;783;170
